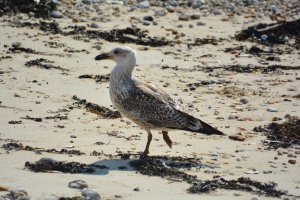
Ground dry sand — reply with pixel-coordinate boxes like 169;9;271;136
0;0;299;199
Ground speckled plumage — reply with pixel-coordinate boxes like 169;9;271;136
95;46;224;155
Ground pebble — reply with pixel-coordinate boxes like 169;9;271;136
90;22;99;28
288;159;296;164
10;189;29;200
69;180;88;189
143;16;153;21
240;98;248;104
261;34;268;40
81;188;101;200
191;13;200;19
267;107;278;112
196;21;206;26
70;135;77;138
139;1;150;9
50;11;62;18
166;5;175;12
228;114;237;119
229;134;246;141
179;14;189;21
251;196;260;200
263;170;270;174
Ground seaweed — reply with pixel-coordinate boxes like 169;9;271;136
72;95;121;119
253;116;300;149
2;142;85;155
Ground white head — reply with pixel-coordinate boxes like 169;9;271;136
95;46;137;71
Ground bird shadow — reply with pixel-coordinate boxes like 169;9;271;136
87;158;134;175
84;154;220;176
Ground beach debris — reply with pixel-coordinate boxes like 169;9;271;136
267;107;278;112
69;180;88;189
72;95;121;119
8;120;22;124
21;115;42;122
235;19;300;46
0;0;57;18
78;74;110;83
2;142;84;155
8;189;30;200
229;134;246;141
288;160;296;165
0;186;9;191
81;188;101;200
25;58;68;71
254;116;300;149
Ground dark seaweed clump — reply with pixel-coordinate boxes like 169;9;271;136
203;64;300;74
25;58;68;71
2;142;84;155
129;155;287;197
253;116;300;149
72;95;121;119
235;19;300;46
25;160;94;173
0;0;57;18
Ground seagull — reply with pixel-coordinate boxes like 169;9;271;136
95;46;224;156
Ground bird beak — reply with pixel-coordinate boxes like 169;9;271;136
95;53;112;61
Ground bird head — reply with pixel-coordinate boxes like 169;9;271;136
95;46;137;68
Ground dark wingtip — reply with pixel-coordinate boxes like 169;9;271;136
95;53;111;61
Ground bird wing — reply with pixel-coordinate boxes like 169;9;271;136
120;78;188;129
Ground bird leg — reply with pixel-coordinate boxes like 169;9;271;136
162;131;173;148
142;131;152;156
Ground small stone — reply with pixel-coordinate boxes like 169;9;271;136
35;98;42;104
240;98;248;104
263;170;269;174
90;22;99;28
139;1;150;9
277;150;283;155
288;159;296;164
143;21;150;26
274;156;278;160
179;14;189;21
70;135;77;138
10;189;29;200
261;34;268;41
50;11;62;18
229;134;246;141
267;107;278;112
189;24;193;28
143;16;153;21
287;154;293;157
228;114;237;119
81;188;101;200
251;195;260;200
69;180;88;189
191;13;200;19
166;5;175;12
196;21;206;26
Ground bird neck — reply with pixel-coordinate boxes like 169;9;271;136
110;63;134;81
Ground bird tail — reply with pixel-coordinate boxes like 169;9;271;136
180;112;225;135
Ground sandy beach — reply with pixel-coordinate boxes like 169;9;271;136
0;0;299;199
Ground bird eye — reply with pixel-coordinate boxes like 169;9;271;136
114;50;119;54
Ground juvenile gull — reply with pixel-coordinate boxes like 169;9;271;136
95;46;224;156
